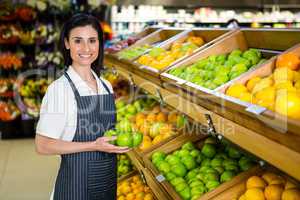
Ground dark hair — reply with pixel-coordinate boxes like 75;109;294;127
59;13;104;74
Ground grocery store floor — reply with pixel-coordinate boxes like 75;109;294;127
0;139;59;200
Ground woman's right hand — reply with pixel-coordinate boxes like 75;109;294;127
93;136;131;153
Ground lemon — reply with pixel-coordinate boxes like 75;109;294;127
275;91;300;119
285;181;298;190
264;185;284;200
282;189;300;200
226;84;248;98
246;176;267;189
247;77;262;92
245;188;266;200
252;77;274;94
262;172;279;184
239;92;252;102
273;68;294;83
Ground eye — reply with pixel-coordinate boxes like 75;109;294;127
89;38;97;43
74;39;81;44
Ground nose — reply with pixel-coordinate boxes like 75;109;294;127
82;41;90;52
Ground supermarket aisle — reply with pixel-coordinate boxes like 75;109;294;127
0;139;59;200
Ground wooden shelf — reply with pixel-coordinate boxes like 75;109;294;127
105;57;300;181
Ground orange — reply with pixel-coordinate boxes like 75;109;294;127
275;91;300;119
156;112;167;122
151;105;161;114
144;193;154;200
282;189;300;200
245;188;265;200
139;140;152;151
132;175;140;183
135;192;145;200
247;77;262;92
276;53;300;70
152;135;164;145
285;181;298;190
146;113;157;123
246;176;267;189
262;172;279;184
139;123;151;135
121;185;132;194
125;193;135;200
117;195;126;200
135;113;146;127
167;112;178;123
264;185;284;200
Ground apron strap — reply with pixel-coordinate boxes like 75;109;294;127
99;78;112;94
63;71;81;99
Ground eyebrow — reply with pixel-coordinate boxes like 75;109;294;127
71;37;98;40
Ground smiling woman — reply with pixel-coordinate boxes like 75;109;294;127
35;13;130;200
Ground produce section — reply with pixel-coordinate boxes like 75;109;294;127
105;27;300;200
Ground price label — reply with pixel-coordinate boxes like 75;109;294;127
246;105;266;115
156;174;165;182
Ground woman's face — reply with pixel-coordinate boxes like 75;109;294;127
65;25;99;68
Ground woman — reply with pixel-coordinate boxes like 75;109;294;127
35;13;129;200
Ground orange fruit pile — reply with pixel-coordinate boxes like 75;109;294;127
226;53;300;119
117;175;154;200
137;36;204;70
239;172;300;200
133;106;184;151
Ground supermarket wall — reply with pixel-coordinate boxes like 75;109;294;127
0;1;111;139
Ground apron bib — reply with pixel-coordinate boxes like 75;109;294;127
53;72;117;200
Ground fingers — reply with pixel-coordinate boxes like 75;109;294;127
101;136;117;142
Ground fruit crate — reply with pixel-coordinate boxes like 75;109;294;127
216;43;300;136
160;29;278;98
117;170;160;200
143;134;261;200
133;28;235;78
132;105;190;164
117;28;185;62
212;166;300;200
105;26;159;58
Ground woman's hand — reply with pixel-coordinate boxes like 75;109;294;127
93;136;131;153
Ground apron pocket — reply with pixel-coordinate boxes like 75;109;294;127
87;158;117;199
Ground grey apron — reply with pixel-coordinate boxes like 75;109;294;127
53;71;117;200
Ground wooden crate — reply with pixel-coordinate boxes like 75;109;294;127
117;170;160;200
215;43;300;136
160;29;277;99
117;28;185;61
104;26;159;58
143;134;261;200
212;166;300;200
134;28;235;78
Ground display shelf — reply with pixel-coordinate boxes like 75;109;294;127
104;53;300;181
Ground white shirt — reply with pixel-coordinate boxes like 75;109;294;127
36;66;113;141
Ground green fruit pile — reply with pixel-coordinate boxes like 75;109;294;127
116;98;156;122
117;154;134;178
168;48;266;90
104;98;157;148
151;137;256;200
104;120;143;148
118;44;152;60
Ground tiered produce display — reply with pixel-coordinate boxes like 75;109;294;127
105;27;300;200
150;137;256;200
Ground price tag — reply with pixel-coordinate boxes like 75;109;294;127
246;105;266;115
156;174;165;182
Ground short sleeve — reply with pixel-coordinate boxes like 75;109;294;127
36;81;67;139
